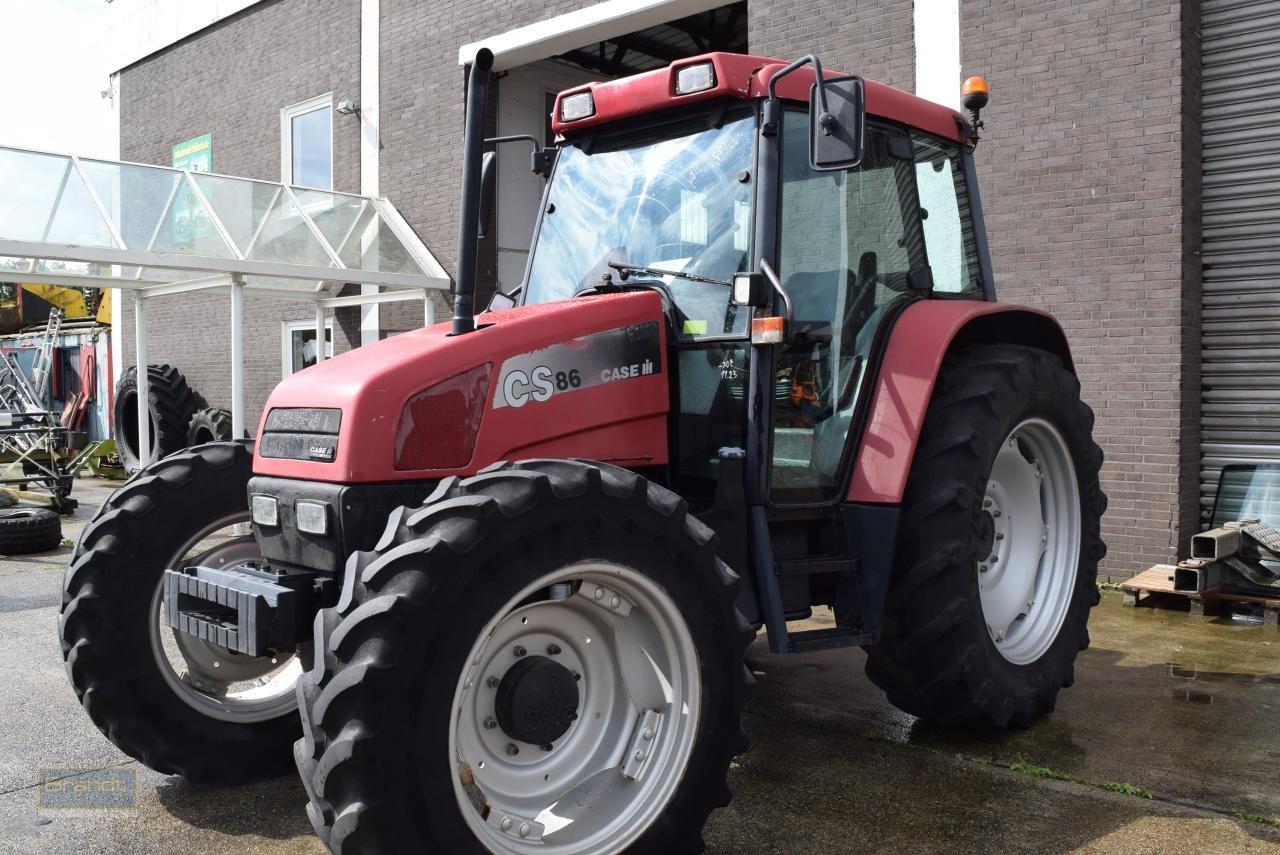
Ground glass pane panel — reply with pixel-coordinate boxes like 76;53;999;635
770;115;924;503
1212;465;1280;529
292;189;366;250
248;191;335;267
340;210;423;275
0;149;73;242
36;259;96;277
150;178;236;257
45;170;119;248
291;106;332;190
193;174;280;256
80;159;182;250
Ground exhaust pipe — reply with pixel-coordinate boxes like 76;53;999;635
452;47;494;336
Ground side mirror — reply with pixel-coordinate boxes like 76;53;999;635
809;75;865;171
732;271;768;308
487;288;518;311
477;150;497;239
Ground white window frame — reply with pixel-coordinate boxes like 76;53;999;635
282;318;334;377
280;93;334;189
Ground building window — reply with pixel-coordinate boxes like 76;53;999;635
282;319;333;376
281;94;333;189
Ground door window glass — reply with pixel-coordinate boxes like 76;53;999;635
770;114;926;502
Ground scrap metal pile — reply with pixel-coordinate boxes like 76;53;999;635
1174;518;1280;595
0;308;100;512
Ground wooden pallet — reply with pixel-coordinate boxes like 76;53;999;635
1121;565;1280;625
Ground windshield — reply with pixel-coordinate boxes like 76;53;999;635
524;112;755;337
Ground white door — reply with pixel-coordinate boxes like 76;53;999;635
495;60;601;293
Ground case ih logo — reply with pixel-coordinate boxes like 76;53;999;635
494;323;662;409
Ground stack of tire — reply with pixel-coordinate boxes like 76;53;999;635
112;364;236;473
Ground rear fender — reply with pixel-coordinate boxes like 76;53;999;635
847;300;1073;504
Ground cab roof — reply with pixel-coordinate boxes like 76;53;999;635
550;52;970;145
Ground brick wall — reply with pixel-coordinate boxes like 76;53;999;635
746;0;915;91
116;0;362;427
960;0;1201;577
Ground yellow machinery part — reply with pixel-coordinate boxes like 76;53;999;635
20;283;88;319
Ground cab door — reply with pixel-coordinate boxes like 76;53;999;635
768;114;929;504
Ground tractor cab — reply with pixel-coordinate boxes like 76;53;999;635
501;53;989;507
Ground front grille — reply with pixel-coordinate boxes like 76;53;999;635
259;407;341;461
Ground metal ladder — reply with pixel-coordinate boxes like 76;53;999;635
29;307;63;406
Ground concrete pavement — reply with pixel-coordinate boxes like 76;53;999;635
0;478;1276;853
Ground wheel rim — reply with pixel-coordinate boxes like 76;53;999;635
449;562;701;854
147;512;301;723
978;418;1081;665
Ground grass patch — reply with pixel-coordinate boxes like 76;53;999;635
1010;761;1072;782
1005;760;1151;800
1233;809;1280;829
1096;580;1125;592
859;732;1155;803
1102;781;1152;799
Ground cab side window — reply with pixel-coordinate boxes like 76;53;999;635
913;135;982;295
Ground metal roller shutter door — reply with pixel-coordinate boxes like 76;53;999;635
1200;0;1280;520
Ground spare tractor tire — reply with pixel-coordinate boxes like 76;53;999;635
113;364;199;472
0;508;62;554
186;407;234;445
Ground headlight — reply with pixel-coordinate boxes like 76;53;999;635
560;91;595;122
251;495;278;527
675;62;716;95
295;500;329;535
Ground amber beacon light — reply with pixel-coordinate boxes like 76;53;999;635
961;75;990;141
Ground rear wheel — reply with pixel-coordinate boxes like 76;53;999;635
296;459;752;854
865;345;1106;728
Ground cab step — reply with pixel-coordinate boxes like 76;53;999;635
786;626;874;652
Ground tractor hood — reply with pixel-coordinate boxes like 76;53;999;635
252;291;670;483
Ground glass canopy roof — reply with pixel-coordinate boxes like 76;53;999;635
0;145;450;303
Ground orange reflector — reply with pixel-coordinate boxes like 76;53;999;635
961;76;989;98
751;316;785;345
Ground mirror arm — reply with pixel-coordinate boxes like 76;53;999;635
759;258;794;328
483;133;557;177
765;55;833;135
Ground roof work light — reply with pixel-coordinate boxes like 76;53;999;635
674;62;717;95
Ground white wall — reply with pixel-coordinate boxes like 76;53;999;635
913;0;961;110
107;0;268;73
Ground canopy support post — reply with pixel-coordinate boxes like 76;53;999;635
231;274;245;439
315;305;327;363
424;293;434;327
134;292;150;467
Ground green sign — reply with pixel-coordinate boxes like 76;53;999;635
170;134;213;244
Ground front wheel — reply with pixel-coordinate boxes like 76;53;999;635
295;459;752;854
865;345;1107;728
60;441;302;781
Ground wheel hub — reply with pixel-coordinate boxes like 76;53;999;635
495;655;580;746
977;418;1081;664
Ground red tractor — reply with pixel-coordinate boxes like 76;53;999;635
62;51;1105;853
